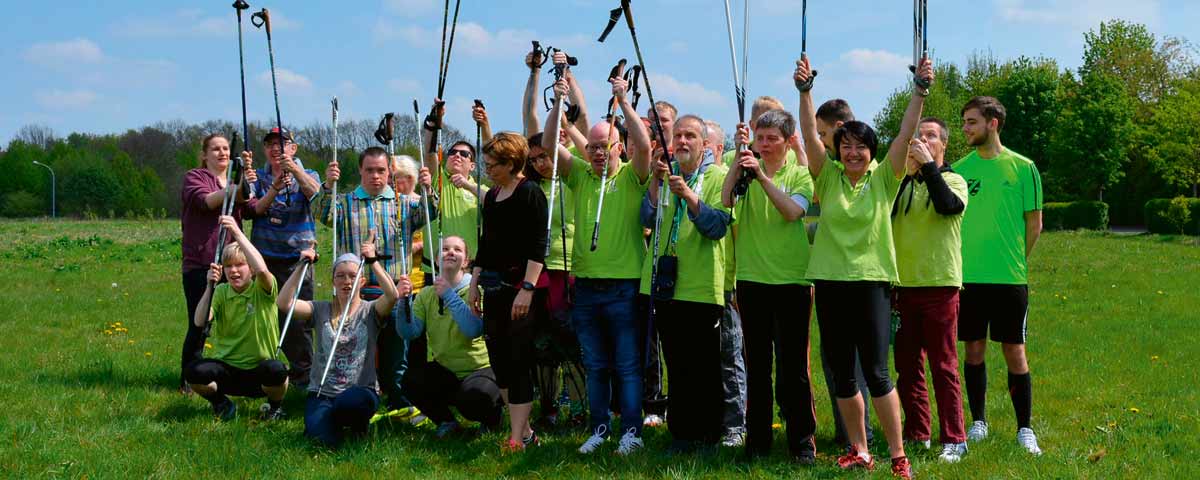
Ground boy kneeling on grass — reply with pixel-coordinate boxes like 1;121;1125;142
278;237;401;447
187;215;288;421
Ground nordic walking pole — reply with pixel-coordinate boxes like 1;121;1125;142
204;133;245;338
232;0;251;155
331;98;339;271
473;99;485;246
723;0;753;201
590;58;627;251
252;8;288;172
544;56;568;259
908;0;930;97
317;255;367;397
277;256;314;358
413;100;437;285
796;0;818;92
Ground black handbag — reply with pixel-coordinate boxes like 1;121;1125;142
651;254;678;301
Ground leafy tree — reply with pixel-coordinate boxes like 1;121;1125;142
1047;72;1136;200
1141;76;1200;195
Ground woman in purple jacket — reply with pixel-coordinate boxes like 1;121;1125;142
178;133;257;394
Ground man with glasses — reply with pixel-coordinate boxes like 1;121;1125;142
248;127;321;387
423;103;487;258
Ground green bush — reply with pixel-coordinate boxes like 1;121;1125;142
1042;201;1109;230
1145;197;1200;235
1;191;45;217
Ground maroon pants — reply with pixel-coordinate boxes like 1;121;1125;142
894;287;966;444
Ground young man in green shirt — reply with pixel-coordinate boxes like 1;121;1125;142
722;109;817;463
953;96;1044;456
186;215;288;421
891;117;970;462
423;103;487;258
543;67;652;455
639;115;732;452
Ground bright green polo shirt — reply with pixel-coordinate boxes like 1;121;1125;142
892;170;969;287
953;148;1043;285
436;168;483;258
413;279;490;379
806;159;902;282
639;163;730;306
539;178;575;271
734;162;815;285
207;276;280;370
566;157;650;279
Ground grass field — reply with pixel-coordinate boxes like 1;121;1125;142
0;219;1197;479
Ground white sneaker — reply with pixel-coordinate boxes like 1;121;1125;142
643;414;664;427
579;424;609;454
1017;427;1042;456
967;420;989;442
939;442;968;463
616;427;644;456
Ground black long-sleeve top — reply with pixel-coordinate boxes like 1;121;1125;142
474;177;548;281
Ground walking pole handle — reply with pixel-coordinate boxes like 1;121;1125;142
251;8;269;30
232;0;249;11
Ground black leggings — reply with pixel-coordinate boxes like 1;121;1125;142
185;358;288;398
814;281;894;399
404;362;502;426
482;285;545;405
181;268;209;387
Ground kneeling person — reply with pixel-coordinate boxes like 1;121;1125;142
278;239;401;447
187;215;288;421
400;236;503;437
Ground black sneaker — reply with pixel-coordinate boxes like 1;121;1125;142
213;398;236;421
260;403;286;421
790;435;817;465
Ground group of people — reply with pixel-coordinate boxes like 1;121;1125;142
177;48;1045;478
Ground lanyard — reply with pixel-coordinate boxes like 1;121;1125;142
666;163;705;254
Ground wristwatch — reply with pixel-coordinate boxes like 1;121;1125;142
520;281;536;291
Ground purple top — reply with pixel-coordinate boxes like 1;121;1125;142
180;168;257;273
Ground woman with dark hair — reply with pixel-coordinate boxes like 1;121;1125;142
794;56;934;478
178;134;257;394
468;131;549;451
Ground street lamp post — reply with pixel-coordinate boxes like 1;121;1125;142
32;160;55;218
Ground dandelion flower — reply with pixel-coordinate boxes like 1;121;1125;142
144;352;152;357
1129;407;1140;413
772;423;782;429
1151;355;1160;361
1157;291;1164;295
115;322;122;326
205;343;213;349
104;330;113;335
128;340;135;344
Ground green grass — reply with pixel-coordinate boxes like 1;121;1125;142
0;219;1197;478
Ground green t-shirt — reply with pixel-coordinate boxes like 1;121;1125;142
413;279;490;379
539;178;575;271
892;170;969;287
207;276;280;370
566;157;650;279
436;168;482;258
734;162;815;285
953;149;1043;284
639;163;730;305
806;159;902;282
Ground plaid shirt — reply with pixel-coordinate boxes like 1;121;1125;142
317;185;436;286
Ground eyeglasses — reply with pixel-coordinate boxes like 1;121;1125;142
584;144;612;153
447;148;473;158
527;153;549;163
484;162;503;170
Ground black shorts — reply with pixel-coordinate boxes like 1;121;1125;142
958;283;1028;344
185;358;288;398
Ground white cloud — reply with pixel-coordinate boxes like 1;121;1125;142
840;49;911;76
646;73;726;108
388;78;421;94
667;41;688;54
378;21;538;58
34;89;98;109
24;39;103;67
335;80;361;97
111;8;299;38
996;0;1161;30
257;68;314;94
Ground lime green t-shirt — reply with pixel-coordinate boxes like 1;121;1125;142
207;276;280;370
806;159;902;282
892;170;969;287
539;177;575;271
953;149;1043;285
566;157;650;279
639;163;730;306
436;168;483;258
734;162;815;285
413;279;490;379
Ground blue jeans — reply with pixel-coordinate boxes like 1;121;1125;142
304;387;380;447
573;278;644;436
721;290;747;434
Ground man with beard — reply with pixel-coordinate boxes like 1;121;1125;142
953;96;1044;456
542;67;652;455
639;114;731;452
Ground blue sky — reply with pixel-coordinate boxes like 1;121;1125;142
2;0;1195;146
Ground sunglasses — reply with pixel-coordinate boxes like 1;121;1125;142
447;148;473;158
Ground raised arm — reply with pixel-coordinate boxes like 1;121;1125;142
522;49;543;136
473;102;493;144
421;100;446;172
542;78;575;178
193;264;219;328
276;248;316;321
885;58;934;178
220;215;272;293
562;115;588;152
614;76;651;181
795;55;827;179
564;62;591;133
721;123;750;208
